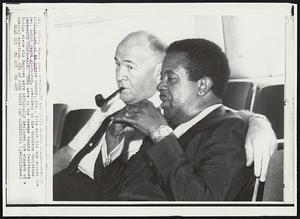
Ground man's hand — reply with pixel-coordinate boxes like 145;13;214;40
245;115;278;182
105;109;136;154
105;122;126;155
112;100;168;138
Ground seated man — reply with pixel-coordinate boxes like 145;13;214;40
53;32;276;201
87;38;259;200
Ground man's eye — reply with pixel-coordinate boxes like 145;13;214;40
168;77;177;83
127;65;134;70
115;62;120;67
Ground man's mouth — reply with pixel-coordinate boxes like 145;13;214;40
159;94;170;107
118;85;130;92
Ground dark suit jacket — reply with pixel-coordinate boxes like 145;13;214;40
94;105;255;201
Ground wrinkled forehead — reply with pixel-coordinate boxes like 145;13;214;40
115;38;156;63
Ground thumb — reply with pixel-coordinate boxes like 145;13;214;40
123;125;135;133
108;122;126;135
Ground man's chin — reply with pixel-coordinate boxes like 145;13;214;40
161;107;172;119
161;101;171;111
120;95;136;105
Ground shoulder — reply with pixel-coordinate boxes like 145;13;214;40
212;110;248;136
195;110;248;154
184;109;248;165
221;110;247;126
189;107;248;146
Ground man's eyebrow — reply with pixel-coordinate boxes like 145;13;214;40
114;57;136;65
123;60;136;65
162;70;174;75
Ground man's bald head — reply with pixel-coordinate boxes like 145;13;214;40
117;31;166;64
114;31;166;104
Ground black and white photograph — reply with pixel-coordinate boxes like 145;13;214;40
2;2;297;217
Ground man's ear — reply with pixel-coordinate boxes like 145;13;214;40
154;63;162;84
196;77;213;96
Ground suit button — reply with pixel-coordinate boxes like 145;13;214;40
148;161;154;167
89;142;93;147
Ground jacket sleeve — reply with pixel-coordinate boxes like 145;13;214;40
144;118;251;201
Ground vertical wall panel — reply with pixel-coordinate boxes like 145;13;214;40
222;16;285;79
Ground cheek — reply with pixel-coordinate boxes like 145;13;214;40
133;70;154;90
127;76;146;97
125;71;136;87
169;86;183;104
130;76;143;91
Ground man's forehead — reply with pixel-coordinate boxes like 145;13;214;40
162;52;188;69
115;43;154;63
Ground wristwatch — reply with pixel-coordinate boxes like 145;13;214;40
151;125;173;143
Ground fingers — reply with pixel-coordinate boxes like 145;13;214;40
269;140;277;163
259;150;270;182
270;140;278;156
123;126;135;132
127;100;155;111
247;116;277;180
245;137;254;167
137;99;152;105
112;115;137;126
113;103;151;127
269;132;278;156
125;105;140;113
253;142;263;178
260;132;277;182
117;106;137;119
109;122;125;133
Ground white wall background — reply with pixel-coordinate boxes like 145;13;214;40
47;11;286;110
223;16;286;79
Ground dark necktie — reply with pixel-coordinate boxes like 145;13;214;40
64;112;116;174
93;120;137;184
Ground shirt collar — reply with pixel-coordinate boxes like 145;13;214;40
173;104;223;138
148;91;161;108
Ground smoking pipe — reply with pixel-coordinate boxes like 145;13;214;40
95;88;123;108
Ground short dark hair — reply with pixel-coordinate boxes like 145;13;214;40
166;39;230;98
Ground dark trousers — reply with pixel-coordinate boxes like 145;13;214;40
53;170;100;201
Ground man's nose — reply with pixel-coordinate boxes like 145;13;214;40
116;65;128;81
157;78;166;91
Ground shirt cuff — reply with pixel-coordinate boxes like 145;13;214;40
66;145;79;159
102;133;125;166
